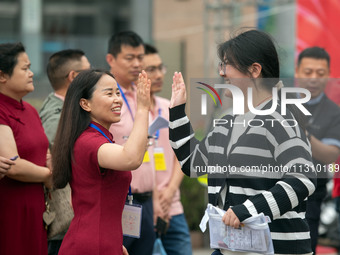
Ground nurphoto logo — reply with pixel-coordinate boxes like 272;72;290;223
199;84;311;116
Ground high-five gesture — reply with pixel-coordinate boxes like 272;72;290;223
170;72;186;108
136;70;151;111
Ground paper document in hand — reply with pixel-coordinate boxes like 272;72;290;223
223;222;267;252
148;116;169;135
200;204;274;254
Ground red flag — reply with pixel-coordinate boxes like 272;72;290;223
297;0;340;103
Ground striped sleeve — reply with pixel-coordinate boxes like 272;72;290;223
232;113;316;222
169;104;207;177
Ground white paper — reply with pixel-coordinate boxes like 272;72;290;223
148;116;169;135
223;225;267;252
200;204;274;254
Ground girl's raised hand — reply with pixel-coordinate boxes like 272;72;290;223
170;72;186;108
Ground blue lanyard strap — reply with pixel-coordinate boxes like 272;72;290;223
89;123;112;143
117;83;134;121
155;108;162;140
89;123;132;198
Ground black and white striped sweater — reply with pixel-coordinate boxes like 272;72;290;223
169;102;316;255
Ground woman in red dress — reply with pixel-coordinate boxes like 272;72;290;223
52;69;151;255
0;42;52;255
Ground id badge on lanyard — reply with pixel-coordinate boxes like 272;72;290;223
89;123;142;238
122;204;142;238
122;187;142;238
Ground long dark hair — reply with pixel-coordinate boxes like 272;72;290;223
218;29;305;128
52;69;114;188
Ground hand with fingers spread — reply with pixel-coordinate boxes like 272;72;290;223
170;72;187;108
0;156;16;179
136;70;151;111
222;208;241;229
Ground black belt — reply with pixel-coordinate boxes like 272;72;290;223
130;192;152;203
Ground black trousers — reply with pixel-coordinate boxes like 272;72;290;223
123;195;155;255
306;199;322;254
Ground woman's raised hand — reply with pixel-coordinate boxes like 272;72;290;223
136;70;151;111
170;72;187;108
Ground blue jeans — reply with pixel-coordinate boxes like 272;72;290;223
161;213;192;255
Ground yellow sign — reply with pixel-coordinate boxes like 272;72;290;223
143;151;150;163
154;148;167;171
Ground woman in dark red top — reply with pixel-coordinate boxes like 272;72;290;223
52;69;151;255
0;43;52;255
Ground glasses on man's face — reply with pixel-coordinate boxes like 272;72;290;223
145;64;167;75
218;61;228;75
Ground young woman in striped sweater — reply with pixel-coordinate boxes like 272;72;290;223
169;30;316;255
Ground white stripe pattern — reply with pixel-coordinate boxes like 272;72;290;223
287;173;316;196
277;181;299;208
208;186;221;194
208;145;224;154
274;138;311;160
232;147;272;158
243;200;258;215
277;211;306;220
168;116;189;129
284;158;314;171
271;231;310;240
169;133;195;149
229;186;266;196
271;111;296;138
262;191;280;219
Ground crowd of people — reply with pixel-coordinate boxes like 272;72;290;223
1;28;340;255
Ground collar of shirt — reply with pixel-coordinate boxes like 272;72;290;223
150;96;160;117
306;92;324;106
296;91;324;106
0;92;25;110
118;82;135;95
54;92;65;101
89;121;114;142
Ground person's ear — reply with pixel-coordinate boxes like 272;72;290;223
67;70;79;82
250;63;262;78
79;98;91;112
106;53;116;67
0;71;8;83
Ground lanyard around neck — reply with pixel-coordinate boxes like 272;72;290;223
89;123;132;196
89;123;112;143
155;108;162;140
117;83;134;121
